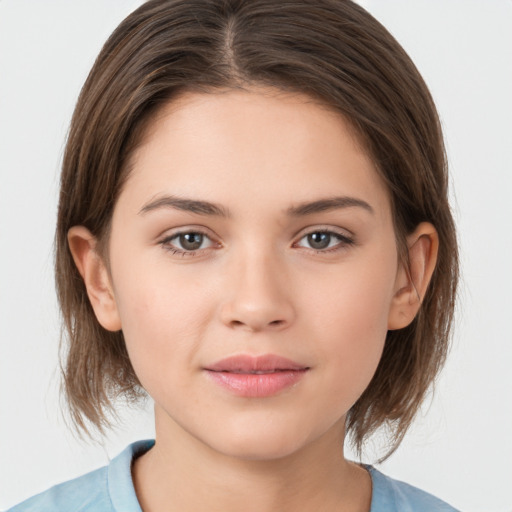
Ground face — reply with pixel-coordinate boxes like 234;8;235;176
103;87;404;460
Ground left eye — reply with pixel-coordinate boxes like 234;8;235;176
296;231;352;251
163;232;214;252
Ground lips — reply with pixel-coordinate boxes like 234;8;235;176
203;354;309;397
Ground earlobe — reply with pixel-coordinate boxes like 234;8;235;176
67;226;122;332
388;222;439;330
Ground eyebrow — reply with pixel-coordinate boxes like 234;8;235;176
286;196;374;216
138;194;374;218
139;195;230;217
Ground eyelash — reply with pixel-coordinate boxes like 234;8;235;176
293;229;355;254
160;230;217;257
159;228;355;257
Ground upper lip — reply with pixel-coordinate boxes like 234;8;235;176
204;354;309;373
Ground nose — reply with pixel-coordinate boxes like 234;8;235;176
219;250;295;333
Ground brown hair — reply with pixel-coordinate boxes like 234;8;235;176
56;0;458;460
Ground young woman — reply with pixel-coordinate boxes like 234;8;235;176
8;1;459;510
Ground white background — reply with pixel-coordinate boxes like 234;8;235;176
1;1;511;511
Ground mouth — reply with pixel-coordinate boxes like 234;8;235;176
204;353;308;373
203;354;310;397
222;369;296;374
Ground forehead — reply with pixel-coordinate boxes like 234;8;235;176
120;87;391;221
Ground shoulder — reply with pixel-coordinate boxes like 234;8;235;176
6;466;111;512
6;440;154;512
366;465;460;512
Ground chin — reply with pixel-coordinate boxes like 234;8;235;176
205;423;316;462
219;441;304;462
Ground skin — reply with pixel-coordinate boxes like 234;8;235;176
69;87;438;512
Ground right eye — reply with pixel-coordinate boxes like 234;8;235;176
160;230;217;256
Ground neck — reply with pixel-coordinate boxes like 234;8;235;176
132;408;371;512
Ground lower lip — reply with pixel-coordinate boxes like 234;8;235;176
205;370;308;397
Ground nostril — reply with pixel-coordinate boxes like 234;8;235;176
229;319;285;329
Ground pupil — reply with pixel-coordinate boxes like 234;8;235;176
308;232;330;249
180;233;203;250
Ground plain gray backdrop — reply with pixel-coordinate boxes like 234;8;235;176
1;1;511;511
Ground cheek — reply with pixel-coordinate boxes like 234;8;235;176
304;255;396;403
110;260;216;391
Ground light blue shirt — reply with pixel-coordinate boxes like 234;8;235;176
8;439;459;511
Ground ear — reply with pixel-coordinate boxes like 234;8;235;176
388;222;439;330
67;226;122;332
